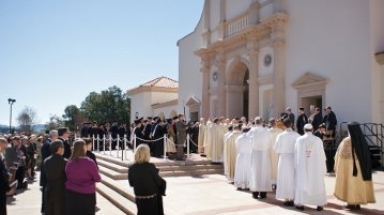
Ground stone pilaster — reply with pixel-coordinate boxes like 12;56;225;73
272;22;286;117
216;51;227;117
248;1;260;25
201;58;211;119
247;38;259;119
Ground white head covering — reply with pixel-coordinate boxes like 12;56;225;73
304;123;313;130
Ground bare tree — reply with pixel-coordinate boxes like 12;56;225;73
46;115;64;131
17;106;37;134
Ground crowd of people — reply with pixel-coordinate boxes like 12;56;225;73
0;104;379;214
0;127;100;215
196;106;376;211
78;114;200;160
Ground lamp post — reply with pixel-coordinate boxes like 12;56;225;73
8;98;16;134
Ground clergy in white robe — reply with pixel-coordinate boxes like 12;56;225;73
224;125;242;181
203;120;213;159
198;118;206;154
268;118;283;186
210;119;224;163
248;117;273;199
294;124;327;211
223;126;233;178
274;119;300;206
234;127;252;189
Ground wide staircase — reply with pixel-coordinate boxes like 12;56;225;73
95;152;223;215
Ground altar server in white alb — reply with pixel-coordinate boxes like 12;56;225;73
274;118;300;206
294;123;327;211
234;126;252;190
248;117;273;199
224;125;242;182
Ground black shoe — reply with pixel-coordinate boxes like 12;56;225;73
346;204;361;210
284;201;294;207
252;192;259;199
259;192;267;199
295;206;304;211
317;206;324;211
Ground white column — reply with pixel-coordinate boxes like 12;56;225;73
216;52;227;117
272;22;287;117
201;58;211;119
247;39;259;119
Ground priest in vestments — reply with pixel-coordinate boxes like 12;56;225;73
203;120;213;159
294;124;327;211
234;127;251;190
223;126;233;179
274;119;300;206
267;118;283;187
197;118;206;154
248;117;273;199
210;119;222;163
224;125;242;181
334;122;375;210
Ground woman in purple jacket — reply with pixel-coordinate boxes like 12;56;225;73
65;139;101;215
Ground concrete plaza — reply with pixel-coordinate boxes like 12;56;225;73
7;168;384;215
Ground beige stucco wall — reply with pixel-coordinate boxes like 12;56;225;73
370;0;384;124
178;0;384;124
130;92;152;121
177;5;204;120
153;105;178;120
130;91;178;121
285;0;373;124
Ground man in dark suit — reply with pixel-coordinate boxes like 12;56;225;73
110;121;119;150
175;114;188;160
40;130;59;214
131;118;144;147
58;127;71;159
0;138;11;215
151;118;165;158
323;106;338;138
286;108;295;130
296;108;308;135
312;107;323;131
43;140;67;215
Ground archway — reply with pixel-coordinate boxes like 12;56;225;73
169;110;177;119
158;112;165;121
226;59;249;118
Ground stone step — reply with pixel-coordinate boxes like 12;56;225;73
98;158;223;174
96;180;137;215
158;164;223;172
95;153;213;167
99;165;223;180
98;159;128;173
99;166;127;180
160;168;224;177
101;175;136;202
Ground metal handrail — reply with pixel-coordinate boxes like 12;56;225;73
339;122;384;169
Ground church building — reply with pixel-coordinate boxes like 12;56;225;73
177;0;384;124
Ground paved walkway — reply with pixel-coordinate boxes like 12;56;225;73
7;172;125;215
113;172;384;215
7;164;384;215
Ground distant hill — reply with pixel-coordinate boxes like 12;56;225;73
0;124;47;134
32;124;47;132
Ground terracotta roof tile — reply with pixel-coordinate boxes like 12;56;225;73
139;76;178;89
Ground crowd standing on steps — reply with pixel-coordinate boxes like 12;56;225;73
0;104;379;214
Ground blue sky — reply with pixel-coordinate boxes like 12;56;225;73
0;0;203;125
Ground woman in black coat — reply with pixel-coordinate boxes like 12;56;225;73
128;144;166;215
